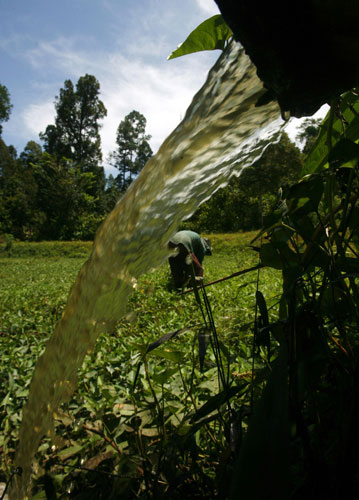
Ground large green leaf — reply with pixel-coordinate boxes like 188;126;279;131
328;138;359;166
230;345;289;500
168;15;232;60
286;174;324;215
304;90;359;174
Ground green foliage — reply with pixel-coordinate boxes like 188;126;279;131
0;138;40;239
0;138;107;241
0;240;92;258
109;110;153;191
235;90;359;498
2;23;359;495
32;153;102;240
0;233;282;498
187;132;303;232
304;89;359;174
40;74;107;198
168;15;232;60
0;83;12;134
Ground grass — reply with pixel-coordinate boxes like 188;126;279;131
0;240;93;258
0;232;282;498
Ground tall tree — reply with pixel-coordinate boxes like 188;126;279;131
110;110;153;191
40;74;107;192
32;153;100;240
0;83;12;134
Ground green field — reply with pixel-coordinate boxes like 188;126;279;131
0;234;282;498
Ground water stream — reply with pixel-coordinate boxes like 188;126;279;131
10;41;282;499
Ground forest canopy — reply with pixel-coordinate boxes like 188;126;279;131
0;62;318;243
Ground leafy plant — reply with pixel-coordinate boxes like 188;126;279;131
230;91;359;498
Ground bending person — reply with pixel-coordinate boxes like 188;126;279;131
168;230;212;288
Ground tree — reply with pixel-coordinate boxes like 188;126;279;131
187;132;304;232
40;74;107;193
0;139;41;239
296;118;321;155
0;84;12;134
19;140;43;167
110;110;153;191
31;153;102;240
0;135;106;240
238;131;303;213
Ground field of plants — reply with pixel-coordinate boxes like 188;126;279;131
0;234;282;499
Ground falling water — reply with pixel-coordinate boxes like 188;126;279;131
10;41;282;499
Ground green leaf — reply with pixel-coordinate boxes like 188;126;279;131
260;243;283;269
168;15;232;60
304;90;359;174
230;345;289;499
190;383;248;423
256;291;269;326
180;414;218;438
152;366;179;385
140;427;159;437
328;138;359;166
291;215;316;243
286;175;324;215
57;444;83;460
148;349;184;363
146;325;194;353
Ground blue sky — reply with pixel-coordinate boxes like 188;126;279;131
1;0;221;175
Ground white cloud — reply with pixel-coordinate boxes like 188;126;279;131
100;52;212;151
26;37;102;76
284;105;329;147
22;101;55;137
195;0;219;16
20;38;218;174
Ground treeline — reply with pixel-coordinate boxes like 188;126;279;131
0;76;152;240
0;76;318;241
186;124;318;233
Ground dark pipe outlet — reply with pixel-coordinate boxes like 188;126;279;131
215;0;359;117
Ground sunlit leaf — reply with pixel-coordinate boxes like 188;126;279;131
168;15;232;60
152;366;179;384
148;349;184;363
57;444;83;460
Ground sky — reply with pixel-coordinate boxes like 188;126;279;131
1;0;223;175
1;0;327;177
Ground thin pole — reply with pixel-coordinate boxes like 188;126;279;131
182;263;264;295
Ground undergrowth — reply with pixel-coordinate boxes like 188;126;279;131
0;232;281;499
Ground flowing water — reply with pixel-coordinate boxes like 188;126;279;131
10;41;282;499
